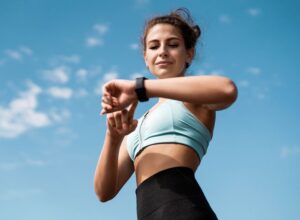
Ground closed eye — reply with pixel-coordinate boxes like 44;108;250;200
149;46;159;50
169;44;179;48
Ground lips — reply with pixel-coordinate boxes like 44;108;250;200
156;61;172;65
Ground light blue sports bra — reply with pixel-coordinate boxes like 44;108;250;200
126;99;212;161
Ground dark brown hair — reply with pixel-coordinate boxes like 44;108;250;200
141;8;201;52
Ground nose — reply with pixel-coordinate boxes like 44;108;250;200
158;45;168;58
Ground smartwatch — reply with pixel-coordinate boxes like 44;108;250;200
135;77;149;102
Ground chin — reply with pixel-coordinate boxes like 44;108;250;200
153;69;180;79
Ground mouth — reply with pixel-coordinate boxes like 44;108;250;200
156;61;172;66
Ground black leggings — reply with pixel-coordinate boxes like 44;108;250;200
135;167;218;220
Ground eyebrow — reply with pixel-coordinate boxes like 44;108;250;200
147;37;181;44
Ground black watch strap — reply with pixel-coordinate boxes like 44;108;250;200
135;77;149;102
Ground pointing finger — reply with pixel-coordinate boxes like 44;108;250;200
128;101;138;121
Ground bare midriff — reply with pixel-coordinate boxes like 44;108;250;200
134;143;200;186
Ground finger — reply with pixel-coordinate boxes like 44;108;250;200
107;94;114;105
111;97;119;107
107;113;116;128
101;102;113;111
102;95;112;105
100;109;106;115
129;120;138;132
102;83;109;96
114;112;122;129
121;109;129;125
102;80;116;96
101;108;114;114
128;101;138;121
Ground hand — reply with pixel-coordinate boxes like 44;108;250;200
105;101;138;137
101;79;137;114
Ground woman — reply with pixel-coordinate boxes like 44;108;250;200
94;8;237;220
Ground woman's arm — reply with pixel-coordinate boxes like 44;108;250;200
94;134;134;202
101;75;238;113
94;102;138;202
144;75;238;111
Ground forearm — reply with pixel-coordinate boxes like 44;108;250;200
94;131;123;201
144;76;238;107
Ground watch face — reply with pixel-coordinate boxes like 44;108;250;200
135;78;148;102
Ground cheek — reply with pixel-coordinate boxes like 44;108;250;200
172;49;186;59
145;52;155;63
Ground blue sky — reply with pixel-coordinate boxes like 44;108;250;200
0;0;299;219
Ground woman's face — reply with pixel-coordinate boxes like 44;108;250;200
144;24;194;79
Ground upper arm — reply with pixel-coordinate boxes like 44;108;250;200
201;103;233;111
114;136;135;195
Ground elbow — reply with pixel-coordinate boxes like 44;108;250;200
210;79;237;111
94;187;113;203
97;194;113;203
94;181;115;203
223;79;238;105
94;190;109;203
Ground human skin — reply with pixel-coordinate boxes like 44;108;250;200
94;24;238;202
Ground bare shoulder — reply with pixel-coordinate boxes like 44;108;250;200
183;102;216;136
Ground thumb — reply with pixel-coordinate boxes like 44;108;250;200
128;101;138;121
129;119;138;132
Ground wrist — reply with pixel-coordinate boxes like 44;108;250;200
130;80;138;101
106;130;124;142
135;77;149;102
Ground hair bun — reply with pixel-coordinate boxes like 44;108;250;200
193;25;201;39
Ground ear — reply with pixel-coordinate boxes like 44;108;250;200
144;51;149;67
186;48;195;64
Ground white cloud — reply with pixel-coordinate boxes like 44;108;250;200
0;156;46;172
49;108;71;123
47;87;73;99
76;68;88;82
0;82;51;139
42;66;69;84
238;80;250;88
0;59;6;65
246;67;261;75
75;88;88;98
0;188;43;201
219;15;232;24
280;146;300;158
94;70;119;95
135;0;151;6
130;72;143;79
4;46;33;61
195;68;226;76
130;43;139;50
49;55;80;66
256;93;266;100
86;37;103;47
253;86;269;100
20;46;33;56
93;24;109;35
86;23;108;48
195;69;206;75
247;8;261;17
59;55;80;64
89;66;102;76
103;71;118;81
210;69;225;76
0;162;20;172
25;158;46;167
5;49;23;61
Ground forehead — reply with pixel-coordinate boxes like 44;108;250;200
146;24;183;42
